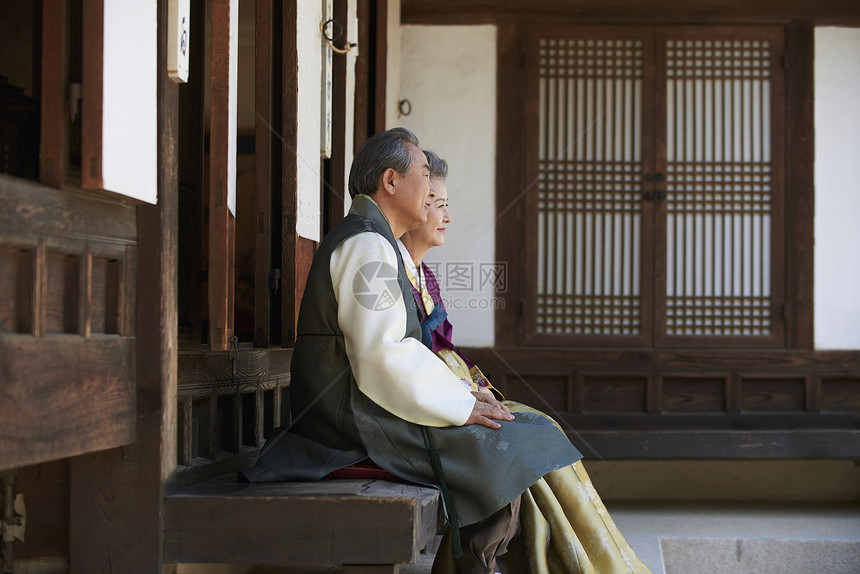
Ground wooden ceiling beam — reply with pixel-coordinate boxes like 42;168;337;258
402;0;860;26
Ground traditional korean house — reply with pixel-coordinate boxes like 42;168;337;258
1;1;858;573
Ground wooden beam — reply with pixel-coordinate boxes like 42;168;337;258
461;347;860;374
402;0;860;25
0;179;137;244
570;429;860;459
177;347;292;395
208;0;237;351
40;0;67;187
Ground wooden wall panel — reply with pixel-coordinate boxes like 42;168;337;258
464;346;860;457
661;376;727;413
821;378;860;413
581;375;648;413
740;377;806;412
505;374;568;411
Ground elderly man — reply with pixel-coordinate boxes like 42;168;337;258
241;128;580;574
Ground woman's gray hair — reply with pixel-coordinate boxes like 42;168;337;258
348;127;420;198
423;149;448;180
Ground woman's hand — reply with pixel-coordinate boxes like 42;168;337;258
464;391;514;429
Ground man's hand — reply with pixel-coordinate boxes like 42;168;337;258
464;391;514;429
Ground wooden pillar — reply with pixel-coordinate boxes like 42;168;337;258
373;0;388;134
280;1;315;346
254;0;274;347
68;0;178;570
354;0;387;148
40;0;67;187
208;0;238;351
495;17;525;347
81;0;104;189
784;21;815;351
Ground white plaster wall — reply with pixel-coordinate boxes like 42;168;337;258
295;0;324;241
814;28;860;350
101;0;157;204
400;25;497;347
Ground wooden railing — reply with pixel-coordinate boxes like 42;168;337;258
175;346;292;484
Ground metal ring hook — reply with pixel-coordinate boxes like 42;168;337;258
399;99;412;117
320;19;356;55
321;18;342;42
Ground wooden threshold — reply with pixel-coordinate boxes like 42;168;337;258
571;429;860;460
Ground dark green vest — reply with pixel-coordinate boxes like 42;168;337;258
240;195;581;526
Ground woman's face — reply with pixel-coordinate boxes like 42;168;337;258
408;177;451;249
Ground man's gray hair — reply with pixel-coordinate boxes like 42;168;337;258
348;127;420;198
423;150;448;180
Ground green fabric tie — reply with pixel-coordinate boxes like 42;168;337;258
422;426;463;558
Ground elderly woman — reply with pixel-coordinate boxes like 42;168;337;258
399;151;653;574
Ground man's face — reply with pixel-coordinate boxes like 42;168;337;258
392;143;432;231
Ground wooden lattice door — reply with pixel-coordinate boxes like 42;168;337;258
655;27;785;347
524;25;785;348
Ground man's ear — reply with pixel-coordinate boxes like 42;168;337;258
380;168;397;196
